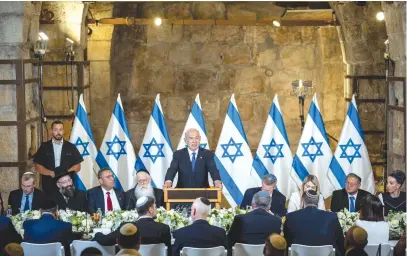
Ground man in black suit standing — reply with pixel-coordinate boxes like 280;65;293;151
330;173;371;213
163;129;222;189
8;172;46;215
240;174;287;217
124;169;164;209
87;168;125;214
284;190;344;256
52;171;88;212
172;197;227;256
228;191;282;250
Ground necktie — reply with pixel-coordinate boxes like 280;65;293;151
349;196;355;212
191;152;196;171
23;195;30;211
106;192;113;211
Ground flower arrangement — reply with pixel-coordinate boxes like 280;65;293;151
207;207;250;232
336;208;360;234
156;207;189;231
386;211;407;239
58;209;93;233
99;210;139;230
10;210;41;236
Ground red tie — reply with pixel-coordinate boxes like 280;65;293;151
106;192;113;211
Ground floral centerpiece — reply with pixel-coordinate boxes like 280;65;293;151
387;211;407;239
58;209;94;233
10;210;41;236
99;210;138;231
336;208;359;234
207;207;250;232
156;207;189;231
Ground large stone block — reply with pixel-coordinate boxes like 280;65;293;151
147;25;183;43
88;25;114;41
256;48;278;68
226;3;257;20
122;96;156;123
192;2;226;19
0;167;19;206
232;67;266;93
0;127;18;162
90;98;111;127
218;68;235;92
174;67;218;93
234;94;254;121
200;94;220;121
144;43;170;67
0;14;25;44
0;2;24;14
211;26;243;42
87;41;111;61
161;96;189;122
269;27;302;45
90;62;111;99
221;42;252;65
166;3;193;19
182;25;211;43
139;2;165;18
168;43;200;66
280;44;315;68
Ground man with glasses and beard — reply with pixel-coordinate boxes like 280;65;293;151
124;169;164;209
52;171;88;212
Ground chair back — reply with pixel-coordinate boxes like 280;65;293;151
138;243;167;256
21;242;64;256
364;244;392;256
181;246;226;256
290;244;335;256
70;240;115;256
233;243;264;256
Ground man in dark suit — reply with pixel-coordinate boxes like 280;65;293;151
23;200;73;255
240;174;287;217
164;129;222;189
0;216;22;251
33;120;83;196
330;173;371;213
87;168;125;214
284;190;344;256
124;169;164;209
228;191;282;250
8;172;46;215
172;197;227;256
52;171;88;212
95;196;171;254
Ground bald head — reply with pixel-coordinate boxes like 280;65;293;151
184;128;201;151
191;197;211;221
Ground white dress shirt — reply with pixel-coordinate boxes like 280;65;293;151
52;139;63;168
355;220;389;244
348;191;358;210
287;191;326;213
101;187;121;213
187;148;199;162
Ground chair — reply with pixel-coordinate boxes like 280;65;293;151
364;244;392;256
139;243;167;256
21;242;65;256
233;243;264;256
70;240;115;256
181;246;227;256
289;244;335;256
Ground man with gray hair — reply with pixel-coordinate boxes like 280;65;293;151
240;173;287;217
228;191;282;251
172;197;227;256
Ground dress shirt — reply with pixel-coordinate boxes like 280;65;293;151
52;139;63;168
187;148;199;162
101;187;121;213
20;191;34;212
348;192;358;210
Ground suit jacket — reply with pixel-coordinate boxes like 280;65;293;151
330;188;371;213
165;148;221;188
240;187;287;217
8;188;46;215
0;216;22;251
124;187;164;210
283;207;344;256
172;219;227;256
52;189;88;212
33;140;83;195
23;214;73;255
87;186;125;214
0;192;3;215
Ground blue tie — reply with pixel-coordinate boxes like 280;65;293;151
349;196;355;212
191;152;196;171
23;195;30;211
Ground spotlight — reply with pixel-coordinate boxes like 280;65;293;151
273;20;281;27
154;17;162;26
376;11;385;21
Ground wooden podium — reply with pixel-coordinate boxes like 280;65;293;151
164;188;222;210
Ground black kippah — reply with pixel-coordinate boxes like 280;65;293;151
200;197;210;206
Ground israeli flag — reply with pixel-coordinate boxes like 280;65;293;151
215;94;255;207
328;95;375;194
252;95;296;198
96;94;136;191
69;94;99;191
291;94;335;198
135;94;173;188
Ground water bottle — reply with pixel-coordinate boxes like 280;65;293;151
96;208;103;226
6;205;12;217
182;207;188;219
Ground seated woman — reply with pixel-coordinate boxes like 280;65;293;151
378;170;406;215
287;175;325;213
355;194;389;244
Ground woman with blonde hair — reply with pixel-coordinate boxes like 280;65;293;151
287;175;326;213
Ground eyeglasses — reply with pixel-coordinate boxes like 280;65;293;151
58;179;73;185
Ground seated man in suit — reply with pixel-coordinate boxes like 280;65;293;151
228;191;282;250
330;173;371;213
116;223;142;256
163;128;222;189
8;172;46;215
172;197;227;256
23;199;73;254
52;171;88;212
0;216;22;251
240;174;286;217
94;196;171;254
87;168;125;214
124;169;164;209
284;190;344;256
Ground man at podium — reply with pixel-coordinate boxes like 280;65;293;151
163;128;222;189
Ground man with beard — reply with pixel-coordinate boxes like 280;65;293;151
52;171;87;212
124;169;164;209
34;120;83;196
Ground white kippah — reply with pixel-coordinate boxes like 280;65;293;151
136;196;148;207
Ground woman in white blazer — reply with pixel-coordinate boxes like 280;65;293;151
287;175;326;213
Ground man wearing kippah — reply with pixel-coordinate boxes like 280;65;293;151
344;226;368;256
116;223;142;256
284;190;344;256
263;234;287;256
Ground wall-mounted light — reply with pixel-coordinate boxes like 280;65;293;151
376;11;385;21
34;32;49;57
290;79;313;132
273;20;281;27
66;37;75;62
154;17;162;26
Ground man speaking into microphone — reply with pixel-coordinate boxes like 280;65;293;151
163;128;222;189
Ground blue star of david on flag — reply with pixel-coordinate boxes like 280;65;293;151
221;137;244;163
339;138;362;164
106;135;127;161
262;139;284;164
301;137;324;162
143;137;165;163
75;137;90;157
